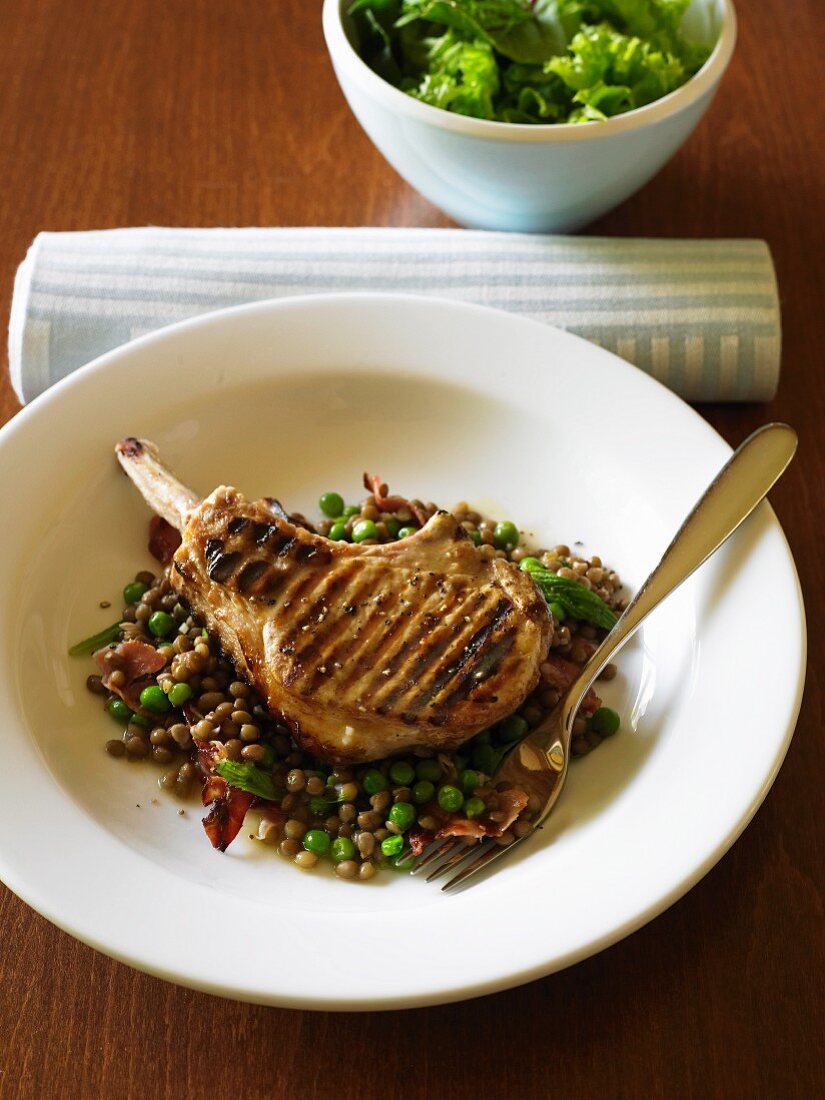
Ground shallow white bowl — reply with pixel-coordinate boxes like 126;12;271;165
0;294;804;1009
323;0;737;231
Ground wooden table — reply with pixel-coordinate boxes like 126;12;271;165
0;2;822;1097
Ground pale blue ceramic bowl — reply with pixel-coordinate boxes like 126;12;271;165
323;0;736;232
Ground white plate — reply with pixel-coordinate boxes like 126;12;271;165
0;295;805;1010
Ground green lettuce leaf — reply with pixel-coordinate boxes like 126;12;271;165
349;0;405;83
396;0;570;63
498;61;568;122
547;21;689;114
352;0;713;124
407;31;500;117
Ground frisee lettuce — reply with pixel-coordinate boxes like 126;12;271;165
349;0;711;124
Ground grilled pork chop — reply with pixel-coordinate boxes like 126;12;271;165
115;439;552;762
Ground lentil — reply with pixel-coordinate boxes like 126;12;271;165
286;769;307;792
125;736;149;758
241;743;268;764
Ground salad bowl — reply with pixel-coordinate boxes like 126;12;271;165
323;0;737;231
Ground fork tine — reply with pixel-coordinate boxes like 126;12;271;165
425;837;494;883
409;837;459;875
441;837;520;892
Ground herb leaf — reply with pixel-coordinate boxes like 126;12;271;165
521;560;619;630
215;760;282;802
68;621;122;656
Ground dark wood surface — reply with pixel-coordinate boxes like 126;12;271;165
0;2;822;1097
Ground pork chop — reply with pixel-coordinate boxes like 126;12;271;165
115;438;552;762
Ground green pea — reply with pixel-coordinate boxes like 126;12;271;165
363;768;388;795
388;801;416;831
396;526;418;539
464;797;486;819
139;684;171;714
390;852;415;871
122;581;148;605
328;521;349;541
500;714;530;743
389;760;415;786
412;780;435;805
331;836;356;863
518;557;542;572
494;521;519;550
201;628;209;638
474;728;492;745
459;769;480;793
548;601;567;623
148;611;175;638
168;682;192;707
415;759;441;783
380;834;404;858
129;713;152;729
342;504;360;517
107;698;133;722
303;829;331;856
437;785;464;813
471;743;499;774
383;518;400;538
319;492;344;518
352;519;379;543
471;530;482;546
589;706;620;736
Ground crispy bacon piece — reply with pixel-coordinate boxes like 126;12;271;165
362;472;428;527
94;639;167;711
196;740;255;851
541;653;601;715
201;779;255;852
195;739;225;771
408;827;435;856
437;818;488;840
436;788;529;840
148;515;182;565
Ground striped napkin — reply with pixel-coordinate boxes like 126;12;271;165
8;227;781;404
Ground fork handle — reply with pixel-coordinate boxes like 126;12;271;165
559;423;798;728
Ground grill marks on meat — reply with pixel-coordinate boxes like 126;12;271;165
187;508;525;718
116;440;553;762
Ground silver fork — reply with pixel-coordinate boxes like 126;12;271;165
411;422;798;892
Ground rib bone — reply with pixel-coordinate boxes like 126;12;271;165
116;437;201;531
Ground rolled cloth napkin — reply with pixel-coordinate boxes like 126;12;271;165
8;227;781;404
